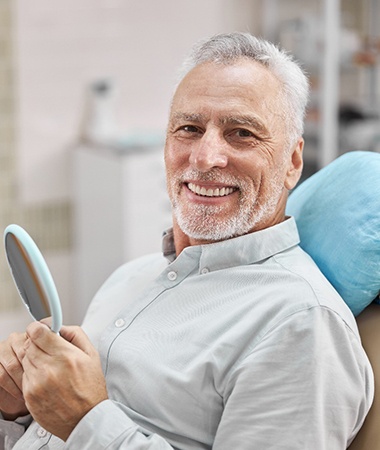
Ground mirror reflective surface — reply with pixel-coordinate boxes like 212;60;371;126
4;224;62;333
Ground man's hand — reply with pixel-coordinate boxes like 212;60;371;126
0;332;29;420
22;322;108;441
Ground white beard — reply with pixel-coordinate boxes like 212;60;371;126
168;169;285;241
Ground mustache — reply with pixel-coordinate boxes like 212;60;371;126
179;169;242;187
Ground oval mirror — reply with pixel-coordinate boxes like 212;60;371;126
4;224;62;333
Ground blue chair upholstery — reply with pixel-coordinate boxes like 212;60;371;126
286;151;380;316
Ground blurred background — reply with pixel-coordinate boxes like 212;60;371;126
0;0;379;336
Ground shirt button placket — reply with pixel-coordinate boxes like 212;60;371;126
37;427;48;438
167;270;178;281
114;318;125;328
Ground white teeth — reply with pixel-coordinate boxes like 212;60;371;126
188;183;235;197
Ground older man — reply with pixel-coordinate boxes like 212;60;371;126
0;32;373;449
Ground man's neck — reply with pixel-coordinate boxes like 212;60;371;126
172;222;208;256
171;212;288;256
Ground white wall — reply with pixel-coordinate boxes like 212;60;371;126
13;0;261;204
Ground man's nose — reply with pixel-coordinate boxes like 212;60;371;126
189;131;228;172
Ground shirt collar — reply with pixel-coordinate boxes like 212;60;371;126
162;217;300;270
162;228;177;262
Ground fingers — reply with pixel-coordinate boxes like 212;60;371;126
39;317;53;328
26;322;96;357
25;322;60;356
0;333;26;392
58;325;97;356
0;356;24;399
0;332;29;417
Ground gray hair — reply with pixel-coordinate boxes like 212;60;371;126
178;32;309;145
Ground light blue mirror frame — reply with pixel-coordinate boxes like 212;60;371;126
4;224;62;333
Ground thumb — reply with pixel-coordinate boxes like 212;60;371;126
58;325;97;356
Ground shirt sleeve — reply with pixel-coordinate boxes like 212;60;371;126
212;306;374;450
0;414;33;450
65;400;176;450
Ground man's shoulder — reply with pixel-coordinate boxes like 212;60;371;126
272;244;357;331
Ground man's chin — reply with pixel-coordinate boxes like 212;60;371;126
172;201;258;242
176;218;246;242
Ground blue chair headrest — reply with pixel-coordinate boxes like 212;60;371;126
287;151;380;316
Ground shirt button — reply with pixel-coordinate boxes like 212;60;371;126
37;427;47;438
167;271;177;281
114;318;125;328
201;267;210;274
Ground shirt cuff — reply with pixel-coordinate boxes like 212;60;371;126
65;400;139;449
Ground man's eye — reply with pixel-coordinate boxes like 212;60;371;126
181;125;200;133
235;128;254;138
226;128;261;147
174;125;203;138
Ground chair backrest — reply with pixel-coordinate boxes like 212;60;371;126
348;303;380;449
286;150;380;317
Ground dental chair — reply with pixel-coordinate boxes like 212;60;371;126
350;304;380;449
287;150;380;449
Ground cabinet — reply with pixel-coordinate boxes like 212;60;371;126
72;144;172;321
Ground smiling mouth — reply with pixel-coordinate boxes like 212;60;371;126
187;182;237;197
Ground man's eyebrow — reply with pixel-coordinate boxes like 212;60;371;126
220;115;269;135
171;112;205;123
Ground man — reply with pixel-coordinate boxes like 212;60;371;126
0;32;374;449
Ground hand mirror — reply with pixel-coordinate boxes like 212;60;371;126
4;224;62;333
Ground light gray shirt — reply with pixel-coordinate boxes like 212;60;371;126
0;218;374;449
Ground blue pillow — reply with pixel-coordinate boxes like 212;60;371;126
286;151;380;316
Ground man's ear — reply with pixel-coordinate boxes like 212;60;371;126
284;138;304;190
